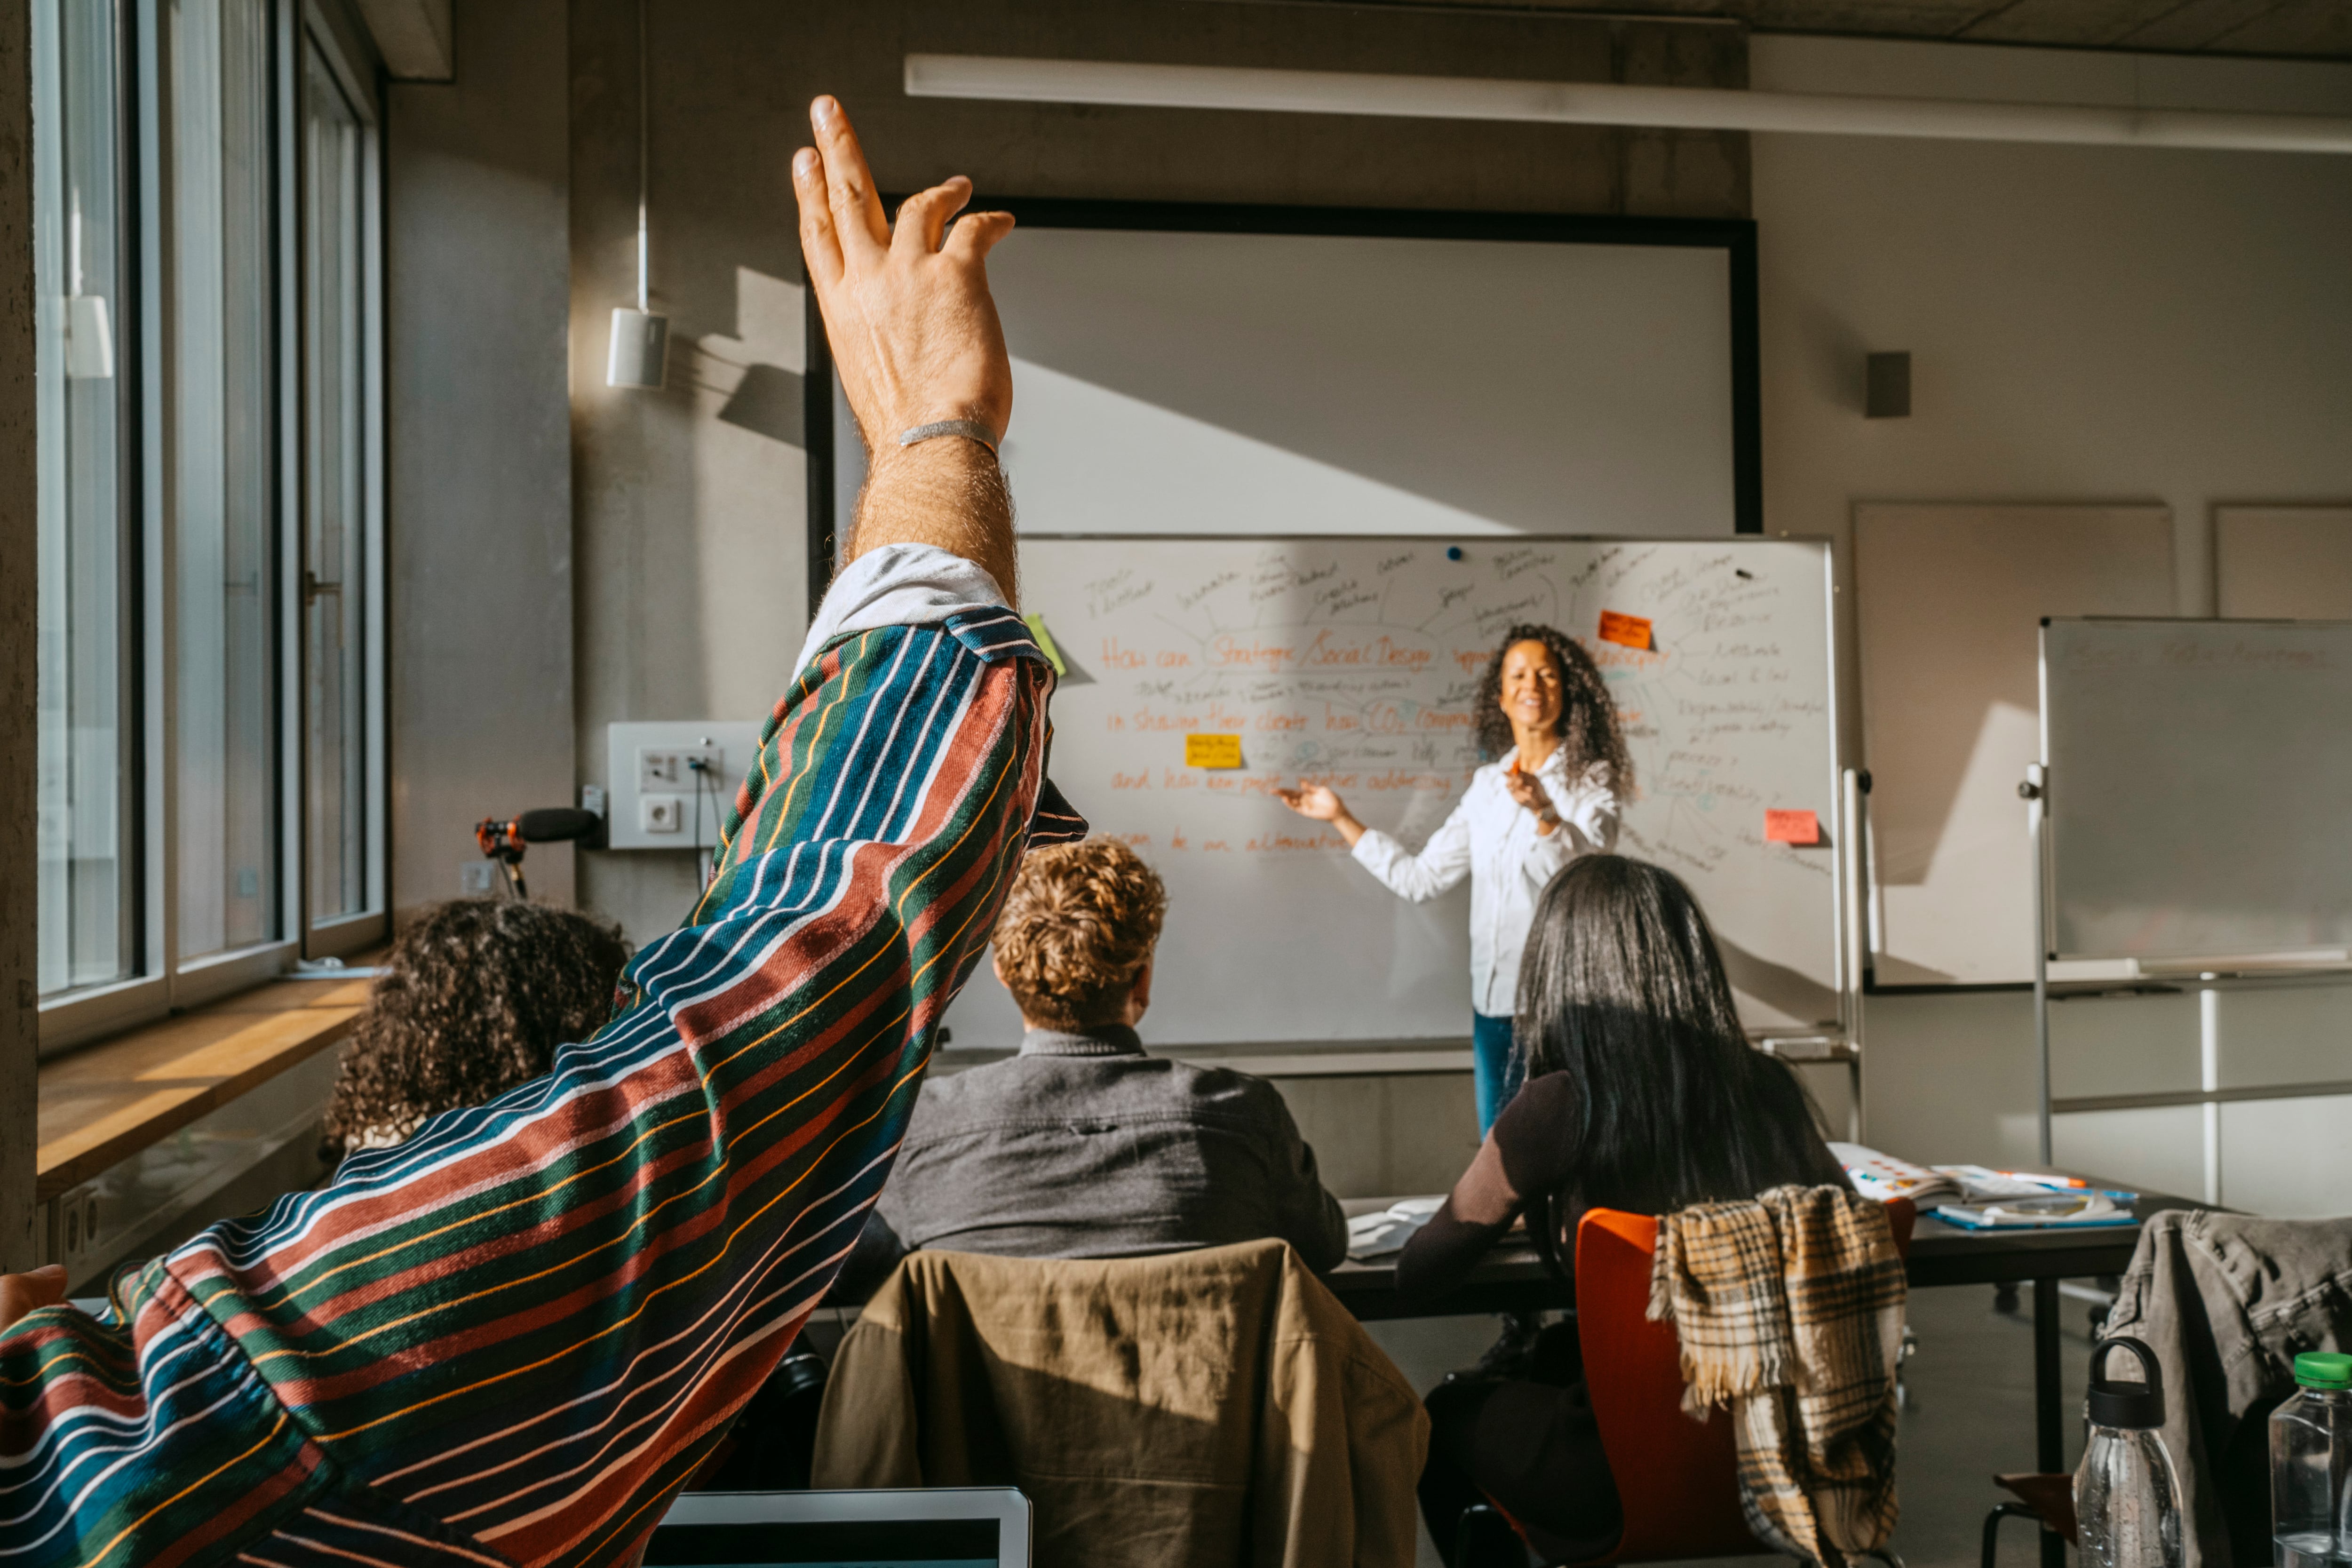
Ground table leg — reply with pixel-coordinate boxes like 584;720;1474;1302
2034;1276;2066;1568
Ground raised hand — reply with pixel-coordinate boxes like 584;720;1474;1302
793;96;1020;599
793;97;1014;449
1503;764;1561;836
1275;783;1344;821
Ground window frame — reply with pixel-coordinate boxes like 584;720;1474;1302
294;5;385;962
36;0;386;1056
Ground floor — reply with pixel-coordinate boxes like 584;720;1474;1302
1365;1280;2104;1568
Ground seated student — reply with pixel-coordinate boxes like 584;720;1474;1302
1398;854;1849;1565
871;837;1350;1272
322;898;629;1154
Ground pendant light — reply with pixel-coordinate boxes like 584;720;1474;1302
606;0;667;389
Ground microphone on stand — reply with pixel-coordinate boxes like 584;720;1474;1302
475;807;607;900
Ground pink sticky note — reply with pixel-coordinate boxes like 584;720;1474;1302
1765;809;1820;845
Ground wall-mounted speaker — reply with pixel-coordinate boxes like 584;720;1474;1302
1866;352;1911;419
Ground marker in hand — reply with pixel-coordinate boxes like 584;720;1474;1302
1508;757;1561;836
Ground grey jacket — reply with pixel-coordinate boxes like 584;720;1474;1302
2102;1210;2352;1566
872;1025;1350;1273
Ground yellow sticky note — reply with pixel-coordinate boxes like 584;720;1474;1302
1185;733;1243;769
1022;613;1067;677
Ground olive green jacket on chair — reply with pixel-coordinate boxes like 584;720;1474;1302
811;1240;1430;1568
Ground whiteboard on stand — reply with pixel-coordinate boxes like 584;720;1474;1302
2042;618;2352;963
947;535;1846;1051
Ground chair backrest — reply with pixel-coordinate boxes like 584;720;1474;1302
1571;1196;1914;1566
815;1241;1428;1568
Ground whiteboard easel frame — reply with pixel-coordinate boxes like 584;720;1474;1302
2030;617;2352;1182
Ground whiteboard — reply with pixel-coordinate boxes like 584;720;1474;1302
2043;619;2352;962
1853;504;2174;985
948;535;1844;1051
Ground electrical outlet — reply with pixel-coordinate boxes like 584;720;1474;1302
460;861;498;895
641;795;683;834
607;722;759;851
639;746;720;791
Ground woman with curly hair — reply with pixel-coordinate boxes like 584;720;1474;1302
1276;623;1628;1133
322;898;630;1153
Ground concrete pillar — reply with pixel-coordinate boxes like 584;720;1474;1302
0;0;39;1273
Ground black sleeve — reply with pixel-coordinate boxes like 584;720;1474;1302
1394;1074;1581;1310
1393;1174;1512;1312
822;1208;908;1307
1492;1072;1581;1198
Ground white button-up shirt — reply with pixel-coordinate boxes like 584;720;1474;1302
1350;748;1619;1017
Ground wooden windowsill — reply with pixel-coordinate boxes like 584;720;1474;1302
36;977;371;1202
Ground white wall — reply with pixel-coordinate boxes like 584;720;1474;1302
1749;35;2352;1202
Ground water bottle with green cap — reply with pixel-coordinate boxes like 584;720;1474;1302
2272;1350;2352;1565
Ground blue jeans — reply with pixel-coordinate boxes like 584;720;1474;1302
1472;1011;1522;1138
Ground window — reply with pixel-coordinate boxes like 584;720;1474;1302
33;0;134;998
170;0;279;965
35;0;384;1050
299;39;379;940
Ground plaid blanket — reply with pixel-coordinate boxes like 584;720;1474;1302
1649;1185;1907;1567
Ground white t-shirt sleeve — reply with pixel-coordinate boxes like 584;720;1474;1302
793;543;1010;680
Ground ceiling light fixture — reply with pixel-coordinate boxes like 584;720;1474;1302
608;0;667;389
903;52;2352;156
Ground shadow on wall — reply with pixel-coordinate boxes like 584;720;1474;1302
571;263;812;942
715;362;804;446
1719;933;1841;1026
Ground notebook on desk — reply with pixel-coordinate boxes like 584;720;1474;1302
648;1489;1031;1568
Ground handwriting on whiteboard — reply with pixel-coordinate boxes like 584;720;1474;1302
1037;541;1827;880
1020;535;1842;1032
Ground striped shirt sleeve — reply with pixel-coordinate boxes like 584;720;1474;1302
0;605;1076;1568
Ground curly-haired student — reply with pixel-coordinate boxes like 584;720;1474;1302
322;899;631;1154
866;837;1348;1273
1278;622;1629;1134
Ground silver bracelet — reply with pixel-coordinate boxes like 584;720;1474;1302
898;419;999;454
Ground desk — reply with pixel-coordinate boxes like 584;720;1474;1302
1332;1187;2200;1568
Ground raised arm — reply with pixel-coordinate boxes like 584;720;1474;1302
795;97;1019;604
1396;1072;1579;1308
1346;790;1475;903
2;98;1068;1568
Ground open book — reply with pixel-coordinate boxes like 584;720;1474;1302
1828;1143;2139;1227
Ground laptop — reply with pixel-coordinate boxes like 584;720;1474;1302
648;1490;1031;1568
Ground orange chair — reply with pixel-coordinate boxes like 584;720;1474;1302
1471;1197;1915;1567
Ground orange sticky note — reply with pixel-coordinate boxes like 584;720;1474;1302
1765;809;1820;845
1185;733;1243;769
1598;611;1653;650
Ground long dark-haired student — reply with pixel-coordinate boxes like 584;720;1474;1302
1398;854;1850;1564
